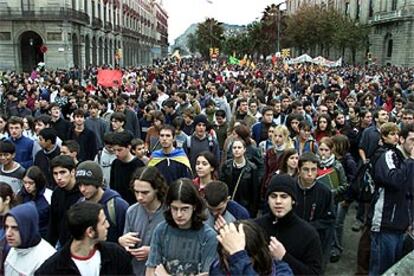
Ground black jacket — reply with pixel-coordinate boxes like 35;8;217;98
35;241;133;275
369;143;414;233
67;127;98;162
220;159;260;217
34;145;61;188
51;117;71;141
46;186;81;247
254;211;322;275
294;181;336;259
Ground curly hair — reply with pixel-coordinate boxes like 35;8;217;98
164;178;207;230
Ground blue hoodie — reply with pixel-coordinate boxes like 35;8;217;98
6;202;41;249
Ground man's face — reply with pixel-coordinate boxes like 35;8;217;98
170;200;194;229
74;115;85;126
113;145;131;161
115;103;126;113
318;105;328;115
239;102;248;114
207;198;229;218
281;98;291;110
92;210;109;241
5;216;21;248
195;122;206;137
263;111;274;124
273;103;282;114
376;110;389;125
111;119;124;131
34;121;47;135
39;99;48;108
133;180;158;208
299;161;318;186
294;106;304;116
79;184;100;201
50;107;60;118
401;114;414;126
362;112;373;125
8;123;23;139
159;129;174;150
134;144;146;158
401;131;414;154
268;192;294;219
346;97;356;108
0;152;14;166
90;107;98;117
38;135;50;150
382;130;399;146
215;116;224;126
52;166;75;190
249;103;258;114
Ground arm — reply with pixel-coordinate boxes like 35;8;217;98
46;193;58;246
282;236;322;275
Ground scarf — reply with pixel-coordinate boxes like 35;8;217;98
319;154;335;168
274;144;285;152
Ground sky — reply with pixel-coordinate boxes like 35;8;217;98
163;0;285;44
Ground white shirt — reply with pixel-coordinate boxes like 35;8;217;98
72;249;101;276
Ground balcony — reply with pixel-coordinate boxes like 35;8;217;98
114;25;121;33
104;22;112;32
0;7;90;25
368;8;414;25
121;27;140;38
92;17;103;30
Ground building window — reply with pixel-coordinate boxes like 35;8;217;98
72;0;76;9
97;3;101;19
84;0;88;13
356;0;360;19
345;2;350;16
387;39;393;57
0;32;11;41
369;0;373;17
92;1;95;18
22;0;34;10
104;5;107;22
391;0;397;11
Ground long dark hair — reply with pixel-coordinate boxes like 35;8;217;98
130;166;168;203
314;114;335;137
195;151;219;179
279;148;299;175
164;178;207;230
218;220;273;275
24;166;47;196
0;182;16;212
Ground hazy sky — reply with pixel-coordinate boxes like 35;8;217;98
163;0;285;44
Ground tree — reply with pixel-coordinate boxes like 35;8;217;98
187;33;198;54
194;18;225;58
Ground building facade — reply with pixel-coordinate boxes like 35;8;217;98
0;0;168;72
285;0;414;66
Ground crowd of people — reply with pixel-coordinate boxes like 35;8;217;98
0;59;413;275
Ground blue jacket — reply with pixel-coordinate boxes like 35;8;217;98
6;202;41;248
226;200;250;220
9;135;34;169
210;250;293;276
18;187;51;238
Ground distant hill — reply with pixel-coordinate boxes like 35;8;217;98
170;23;247;55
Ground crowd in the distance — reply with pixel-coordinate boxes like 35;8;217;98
0;60;413;275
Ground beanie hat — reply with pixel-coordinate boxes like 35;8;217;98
193;114;209;126
76;161;103;187
266;174;297;201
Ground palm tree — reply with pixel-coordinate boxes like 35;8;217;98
195;18;224;58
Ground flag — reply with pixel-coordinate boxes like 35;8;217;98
97;69;122;87
229;55;239;65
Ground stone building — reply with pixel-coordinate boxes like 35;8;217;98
0;0;168;72
285;0;414;66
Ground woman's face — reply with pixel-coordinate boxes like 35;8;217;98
287;153;299;170
318;118;328;131
299;128;311;141
364;97;372;107
272;130;285;147
290;119;300;133
195;156;214;178
0;118;6;131
232;141;246;159
23;176;37;195
23;119;30;130
348;108;356;120
267;127;275;140
318;143;332;159
335;114;345;126
153;119;162;127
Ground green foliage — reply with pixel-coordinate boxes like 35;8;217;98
194;18;225;58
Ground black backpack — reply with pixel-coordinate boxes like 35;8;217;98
355;147;386;203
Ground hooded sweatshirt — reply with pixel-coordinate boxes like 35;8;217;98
4;202;56;276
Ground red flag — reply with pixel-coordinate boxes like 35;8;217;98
97;69;122;87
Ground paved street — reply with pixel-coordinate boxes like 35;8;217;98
326;204;360;275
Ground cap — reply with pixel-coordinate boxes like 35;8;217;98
266;174;297;201
76;161;103;187
193;114;209;126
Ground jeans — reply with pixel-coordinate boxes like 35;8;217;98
332;203;348;254
369;231;405;276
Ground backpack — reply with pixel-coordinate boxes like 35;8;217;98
355;147;386;202
106;198;117;226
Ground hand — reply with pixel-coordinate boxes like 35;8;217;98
155;264;169;276
214;215;227;232
217;223;246;255
129;246;150;261
118;232;141;250
268;236;286;261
